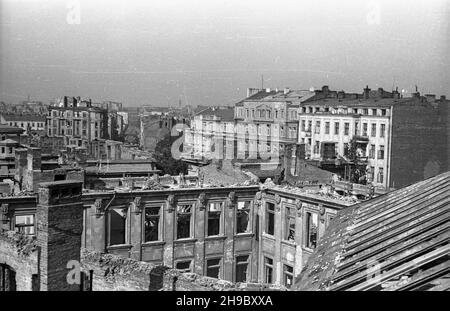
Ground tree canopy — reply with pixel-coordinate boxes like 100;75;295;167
153;133;188;176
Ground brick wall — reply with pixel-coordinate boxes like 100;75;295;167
80;248;286;291
0;231;38;291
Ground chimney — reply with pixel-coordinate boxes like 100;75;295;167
393;87;400;99
378;88;384;97
440;95;446;101
284;87;290;95
283;144;293;181
36;181;84;291
363;85;371;99
425;94;436;103
27;147;42;171
337;91;345;100
63;96;68;107
265;88;271;93
295;143;306;176
322;85;329;93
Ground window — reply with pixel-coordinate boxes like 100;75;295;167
369;166;375;182
109;208;127;246
305;212;318;249
378;145;385;160
144;206;161;242
334;122;339;135
275;110;278;119
207;202;223;236
371;123;376;137
206;258;221;279
301;120;305;131
362;123;368;136
176;261;192;273
235;255;249;282
314;121;320;134
372;109;377;116
344;123;349;135
363;109;368;115
381;109;386;116
265;202;275;235
369;144;375;159
14;215;35;235
325;122;330;134
378;167;384;184
307;120;312;132
0;264;16;291
264;257;274;284
380;124;386;138
236;201;251;234
284;206;296;242
283;265;294;288
176;204;192;239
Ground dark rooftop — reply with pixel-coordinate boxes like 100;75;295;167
294;171;450;291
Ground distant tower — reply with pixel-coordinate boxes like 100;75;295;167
179;98;182;108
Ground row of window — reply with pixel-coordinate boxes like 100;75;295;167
7;121;45;128
109;201;252;246
265;203;320;250
301;120;386;137
300;106;389;116
237;108;288;120
263;257;295;288
175;255;251;283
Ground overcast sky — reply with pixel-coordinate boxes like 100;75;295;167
1;0;449;106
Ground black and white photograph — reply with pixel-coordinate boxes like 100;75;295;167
0;0;448;301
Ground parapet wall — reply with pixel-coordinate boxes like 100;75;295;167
0;231;38;291
81;249;287;291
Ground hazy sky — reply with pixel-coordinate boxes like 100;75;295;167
1;0;449;106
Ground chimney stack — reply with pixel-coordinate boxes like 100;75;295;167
284;87;290;95
322;85;329;93
363;85;371;99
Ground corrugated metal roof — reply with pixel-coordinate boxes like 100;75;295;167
294;171;450;291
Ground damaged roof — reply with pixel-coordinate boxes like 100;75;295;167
294;171;450;291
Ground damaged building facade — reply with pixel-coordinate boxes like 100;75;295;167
0;172;352;290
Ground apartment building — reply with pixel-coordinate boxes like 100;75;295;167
298;86;448;189
47;96;108;147
0;114;46;133
234;88;314;160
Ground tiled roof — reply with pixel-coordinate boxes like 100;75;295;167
0;124;24;134
294;171;450;291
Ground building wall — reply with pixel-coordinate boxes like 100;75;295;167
0;232;38;291
389;100;449;188
82;187;260;283
298;107;391;188
256;188;344;287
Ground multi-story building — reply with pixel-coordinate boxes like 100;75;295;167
47;96;108;147
0;114;46;133
182;88;314;163
183;106;235;162
234;88;314;160
139;107;190;153
298;86;449;190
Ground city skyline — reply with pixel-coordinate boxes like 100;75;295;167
1;0;449;106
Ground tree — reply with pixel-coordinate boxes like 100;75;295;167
153;133;188;176
344;138;367;184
